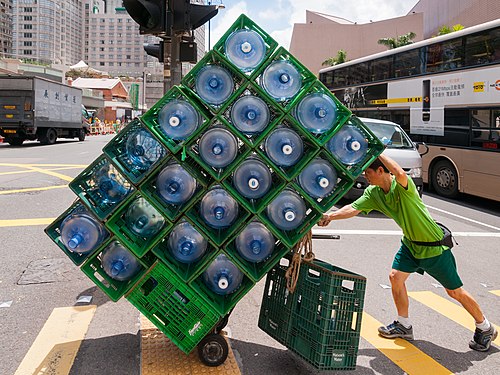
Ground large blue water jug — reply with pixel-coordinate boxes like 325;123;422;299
327;124;369;165
230;95;270;134
168;221;208;264
298;158;337;198
266;190;306;230
195;65;234;105
199;128;238;168
101;241;141;281
157;99;201;140
261;60;302;101
94;166;130;204
200;187;239;228
233;158;272;199
202;254;244;295
60;206;107;254
295;93;338;134
225;29;266;72
155;163;197;205
125;128;165;171
264;128;303;167
124;197;165;238
235;221;275;263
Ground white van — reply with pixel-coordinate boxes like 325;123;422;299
344;117;424;200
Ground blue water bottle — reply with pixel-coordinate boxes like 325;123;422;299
235;222;275;263
295;93;338;134
233;158;272;199
155;163;197;205
202;254;244;295
101;241;141;281
200;187;239;229
125;128;165;171
199;128;238;168
224;29;266;72
168;221;208;264
326;124;368;165
267;189;306;230
298;158;338;198
124;197;165;238
261;60;302;101
195;65;234;105
264;128;303;167
60;206;107;254
157;99;201;140
94;165;130;204
230;95;270;134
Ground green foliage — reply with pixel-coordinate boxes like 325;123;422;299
321;49;347;67
377;32;416;49
437;24;465;36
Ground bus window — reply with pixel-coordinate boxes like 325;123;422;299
465;28;500;65
350;62;370;84
471;109;500;149
371;56;393;81
394;49;421;77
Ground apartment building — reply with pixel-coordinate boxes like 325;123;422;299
0;0;12;58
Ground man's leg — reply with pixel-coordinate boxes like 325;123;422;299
445;287;483;322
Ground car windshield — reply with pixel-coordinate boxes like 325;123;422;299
362;121;414;149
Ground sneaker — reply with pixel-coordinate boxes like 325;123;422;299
378;321;414;340
469;325;498;352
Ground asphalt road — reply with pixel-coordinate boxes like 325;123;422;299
0;136;499;375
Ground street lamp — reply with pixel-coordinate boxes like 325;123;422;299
207;0;225;50
142;71;152;114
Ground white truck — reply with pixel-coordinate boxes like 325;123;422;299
0;75;90;146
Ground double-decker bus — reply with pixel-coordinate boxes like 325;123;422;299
319;19;500;202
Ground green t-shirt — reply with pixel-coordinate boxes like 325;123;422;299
351;177;448;259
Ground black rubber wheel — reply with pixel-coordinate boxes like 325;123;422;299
431;159;459;198
215;314;230;334
78;128;86;141
41;128;57;145
197;333;228;367
7;137;24;146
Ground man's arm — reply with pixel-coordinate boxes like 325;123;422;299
318;204;361;226
379;153;408;188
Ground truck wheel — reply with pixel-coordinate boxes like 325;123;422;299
78;128;86;141
197;333;228;367
7;137;24;146
41;128;57;145
431;160;459;198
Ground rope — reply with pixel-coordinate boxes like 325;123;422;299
285;230;314;293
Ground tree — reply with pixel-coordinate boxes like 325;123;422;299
322;49;347;67
377;32;416;49
437;24;465;36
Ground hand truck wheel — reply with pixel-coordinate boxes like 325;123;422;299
197;333;229;367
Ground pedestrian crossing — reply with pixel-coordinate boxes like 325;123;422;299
11;291;498;375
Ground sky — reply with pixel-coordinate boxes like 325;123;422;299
208;0;419;50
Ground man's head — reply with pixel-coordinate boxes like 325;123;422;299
364;157;390;186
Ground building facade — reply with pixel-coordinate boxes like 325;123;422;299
0;0;12;58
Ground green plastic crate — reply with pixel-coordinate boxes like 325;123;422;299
212;13;279;79
81;240;154;302
323;115;385;180
69;154;135;220
221;153;286;214
292;152;355;213
181;50;248;115
189;251;255;316
185;183;251;246
44;200;112;266
186;117;251;182
289;81;352;147
258;187;323;249
126;261;221;354
225;218;292;282
139;154;213;222
105;192;172;258
102;119;168;186
140;86;212;154
253;46;316;111
256;115;321;182
152;218;219;283
220;81;285;148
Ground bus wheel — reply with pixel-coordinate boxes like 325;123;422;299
432;160;459;198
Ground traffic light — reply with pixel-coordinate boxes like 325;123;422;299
172;1;218;32
144;41;165;62
123;0;167;35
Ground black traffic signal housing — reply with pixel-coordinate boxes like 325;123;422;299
123;0;168;35
144;41;165;62
172;0;219;32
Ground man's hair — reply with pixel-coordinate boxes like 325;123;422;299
367;157;390;173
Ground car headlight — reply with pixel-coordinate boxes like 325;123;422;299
408;167;422;178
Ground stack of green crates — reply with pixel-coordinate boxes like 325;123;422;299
45;13;383;364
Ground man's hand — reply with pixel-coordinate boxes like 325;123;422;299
317;214;332;227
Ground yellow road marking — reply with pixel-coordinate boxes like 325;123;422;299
14;305;96;375
0;218;55;227
0;185;68;195
490;290;500;297
0;163;87;167
361;313;453;375
0;166;83;177
0;163;75;182
409;291;499;346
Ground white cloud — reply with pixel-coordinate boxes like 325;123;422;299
209;1;249;49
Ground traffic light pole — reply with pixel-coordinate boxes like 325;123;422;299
163;34;183;93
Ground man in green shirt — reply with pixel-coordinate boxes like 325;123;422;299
318;154;497;352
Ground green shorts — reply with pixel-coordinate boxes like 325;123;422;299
392;242;463;290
